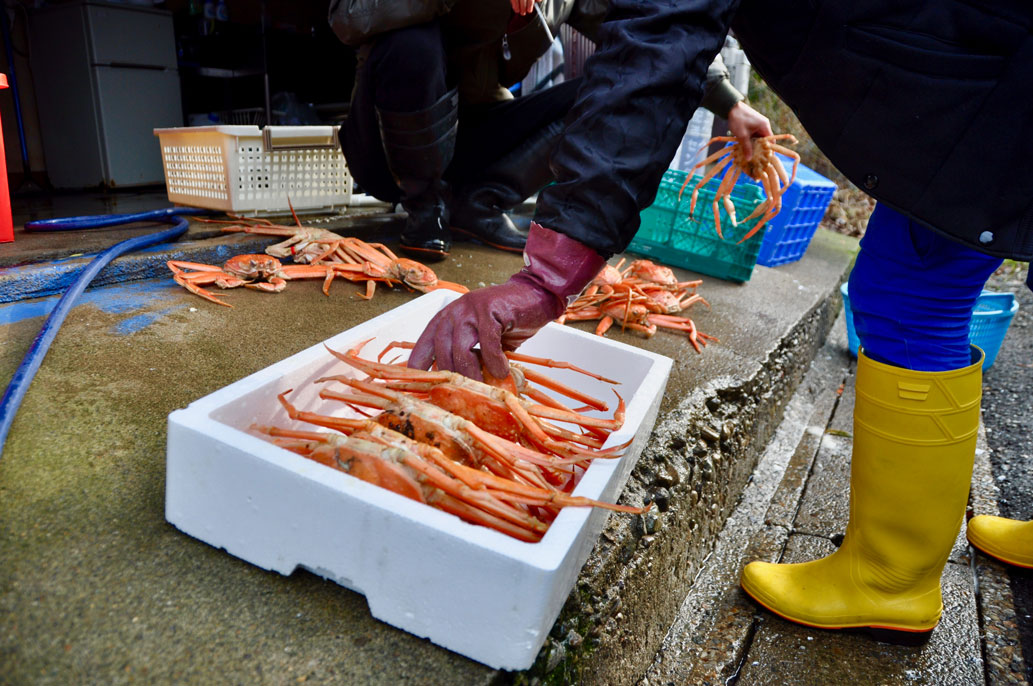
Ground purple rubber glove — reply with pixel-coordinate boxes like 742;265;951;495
409;222;607;381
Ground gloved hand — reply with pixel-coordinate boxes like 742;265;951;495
408;222;606;381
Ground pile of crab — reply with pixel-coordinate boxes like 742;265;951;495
250;339;646;542
168;210;467;308
559;257;717;352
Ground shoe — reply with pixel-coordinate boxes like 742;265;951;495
740;347;984;644
377;89;459;260
450;206;529;253
967;515;1033;568
450;120;564;253
396;183;451;261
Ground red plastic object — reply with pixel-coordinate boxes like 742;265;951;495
0;73;11;243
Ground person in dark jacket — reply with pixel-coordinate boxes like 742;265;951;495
408;0;1033;643
328;0;756;260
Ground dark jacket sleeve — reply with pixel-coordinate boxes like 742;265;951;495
700;53;744;118
534;0;741;257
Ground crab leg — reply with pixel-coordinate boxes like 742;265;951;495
324;436;548;542
167;262;246;307
717;165;743;226
687;154;734;222
377;340;619;387
771;147;800;186
739;196;772;226
324;343;622;435
258;423;646;519
680;143;736;195
321;377;625;465
314;386;564;482
275;391;554;489
738;166;785;243
501;351;619;385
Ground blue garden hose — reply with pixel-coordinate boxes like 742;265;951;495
0;207;209;460
22;207;207;232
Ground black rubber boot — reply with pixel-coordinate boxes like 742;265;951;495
450;120;564;253
377;89;459;261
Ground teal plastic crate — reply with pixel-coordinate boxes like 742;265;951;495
630;169;768;282
840;284;1018;370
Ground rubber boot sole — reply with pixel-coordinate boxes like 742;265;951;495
741;586;935;646
967;539;1033;569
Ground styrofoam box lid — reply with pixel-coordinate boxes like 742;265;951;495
165;289;672;669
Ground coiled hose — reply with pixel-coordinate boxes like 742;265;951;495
0;207;208;460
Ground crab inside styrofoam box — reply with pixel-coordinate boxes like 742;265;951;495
166;289;672;670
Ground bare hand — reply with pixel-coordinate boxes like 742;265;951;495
726;101;773;161
510;0;539;16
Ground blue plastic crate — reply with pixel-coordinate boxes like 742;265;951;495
970;292;1020;369
741;153;838;267
840;284;1018;370
630;168;768;283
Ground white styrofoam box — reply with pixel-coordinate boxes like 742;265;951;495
153;125;353;216
166;290;672;670
672;109;716;173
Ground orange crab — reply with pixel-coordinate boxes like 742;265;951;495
167;254;346;307
679;134;800;242
334;237;468;298
560;258;713;349
215;219;467;298
246;340;648;541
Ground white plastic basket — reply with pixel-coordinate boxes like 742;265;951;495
153;125;353;216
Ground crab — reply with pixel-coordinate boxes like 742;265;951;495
167;254;343;307
679;134;800;243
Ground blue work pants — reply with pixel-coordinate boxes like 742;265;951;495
848;204;1002;372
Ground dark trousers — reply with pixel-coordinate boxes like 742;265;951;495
340;19;581;204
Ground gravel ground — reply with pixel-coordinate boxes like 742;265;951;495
980;260;1033;682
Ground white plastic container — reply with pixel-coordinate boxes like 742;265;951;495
672;109;716;173
153;125;353;216
165;290;672;670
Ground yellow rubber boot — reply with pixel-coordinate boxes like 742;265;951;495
967;516;1033;568
740;347;983;644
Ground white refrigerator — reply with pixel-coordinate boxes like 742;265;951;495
29;0;183;188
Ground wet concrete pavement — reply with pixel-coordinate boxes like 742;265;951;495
0;192;1028;685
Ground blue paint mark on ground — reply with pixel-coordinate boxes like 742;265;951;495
0;279;186;332
114;307;181;335
0;299;52;325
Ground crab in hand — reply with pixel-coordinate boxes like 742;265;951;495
679;134;800;243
